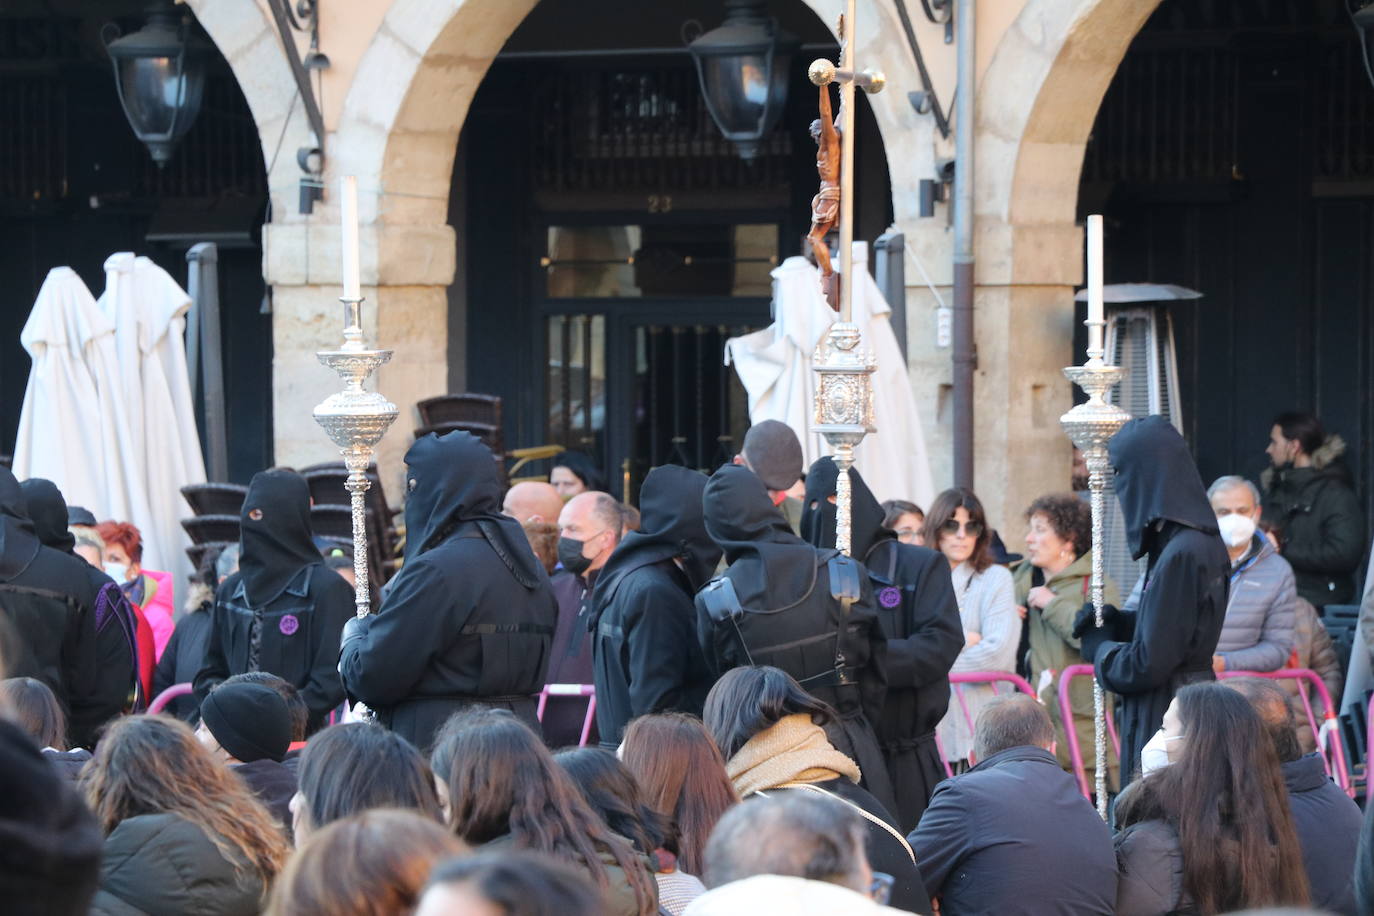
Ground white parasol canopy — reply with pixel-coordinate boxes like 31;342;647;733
98;253;205;598
725;245;935;508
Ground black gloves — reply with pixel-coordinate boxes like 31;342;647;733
1072;602;1123;666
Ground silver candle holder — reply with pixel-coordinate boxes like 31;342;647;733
1060;331;1130;820
313;296;398;619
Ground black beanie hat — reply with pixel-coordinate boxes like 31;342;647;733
201;682;292;763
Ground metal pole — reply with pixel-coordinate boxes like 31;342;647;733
951;0;976;489
187;243;228;481
838;0;858;325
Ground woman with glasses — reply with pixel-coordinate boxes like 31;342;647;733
928;488;1021;768
880;500;925;547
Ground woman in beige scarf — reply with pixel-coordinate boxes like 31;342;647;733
703;667;929;914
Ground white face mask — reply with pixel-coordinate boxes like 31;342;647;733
1140;727;1184;775
104;562;129;584
1216;513;1257;549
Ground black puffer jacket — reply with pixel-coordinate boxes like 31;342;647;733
1262;435;1365;607
90;813;266;915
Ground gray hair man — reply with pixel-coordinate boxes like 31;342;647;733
909;695;1118;915
686;792;903;915
1207;475;1296;674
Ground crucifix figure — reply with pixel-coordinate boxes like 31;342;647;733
807;80;842;310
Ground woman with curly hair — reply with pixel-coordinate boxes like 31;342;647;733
430;707;658;916
81;715;289;915
1013;493;1120;790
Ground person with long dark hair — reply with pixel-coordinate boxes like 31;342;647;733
430;707;658;916
195;469;355;734
0;676;90;781
1114;682;1310;915
924;487;1020;769
556;747;706;915
696;464;895;814
802;459;964;829
619;712;739;878
289;722;442;845
702;666;928;914
81;715;289;914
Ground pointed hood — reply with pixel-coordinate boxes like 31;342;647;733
799;457;893;562
1109;415;1219;559
703;464;819;607
404;431;541;588
0;467;41;582
593;465;721;612
17;479;75;555
238;469;322;606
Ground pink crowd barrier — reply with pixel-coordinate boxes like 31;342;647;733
536;684;597;748
147;682;194;715
936;672;1038;777
1218;668;1352;797
1058;665;1121;799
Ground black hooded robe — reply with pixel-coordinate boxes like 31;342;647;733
801;458;965;831
1087;416;1228;783
339;432;558;753
589;465;722;747
18;478;141;729
0;470;131;748
695;464;897;816
195;470;355;733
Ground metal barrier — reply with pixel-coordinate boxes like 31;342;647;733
936;672;1038;777
1218;668;1353;797
1058;665;1121;799
536;684;597;748
147;683;194;715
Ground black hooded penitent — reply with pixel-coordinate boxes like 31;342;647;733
588;465;722;745
340;431;557;752
17;479;74;555
1089;415;1229;782
799;458;964;831
0;468;131;747
237;469;324;607
195;468;356;733
696;463;896;814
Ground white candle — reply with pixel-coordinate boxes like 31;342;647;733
1086;214;1104;359
340;175;361;301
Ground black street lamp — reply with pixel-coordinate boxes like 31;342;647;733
103;3;210;167
687;0;799;160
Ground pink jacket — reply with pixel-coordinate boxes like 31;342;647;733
140;570;176;660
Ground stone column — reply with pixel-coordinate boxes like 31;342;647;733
263;221;455;497
899;217;1080;535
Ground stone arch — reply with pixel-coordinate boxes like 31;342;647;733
336;0;932;239
978;0;1164;227
184;0;312;219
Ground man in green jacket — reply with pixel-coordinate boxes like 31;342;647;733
1261;412;1365;607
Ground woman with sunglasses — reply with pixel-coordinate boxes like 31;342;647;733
927;488;1021;768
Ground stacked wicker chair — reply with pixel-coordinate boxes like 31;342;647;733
179;482;247;573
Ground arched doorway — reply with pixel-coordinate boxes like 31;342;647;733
1080;0;1374;527
450;0;894;498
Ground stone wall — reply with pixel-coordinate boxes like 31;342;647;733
192;0;1162;531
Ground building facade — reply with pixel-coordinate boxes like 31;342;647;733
4;0;1371;540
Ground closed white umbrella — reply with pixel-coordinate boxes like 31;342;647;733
726;247;935;508
99;253;205;600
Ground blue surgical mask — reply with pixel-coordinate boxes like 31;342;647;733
104;562;129;584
